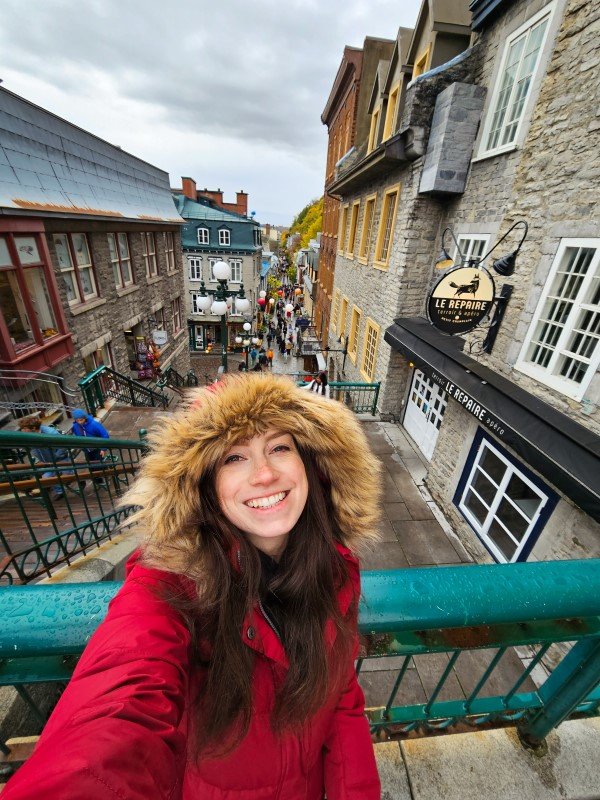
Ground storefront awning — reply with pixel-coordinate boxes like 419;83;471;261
385;317;600;523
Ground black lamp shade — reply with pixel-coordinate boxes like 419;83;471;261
492;251;517;276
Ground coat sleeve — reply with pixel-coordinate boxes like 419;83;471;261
322;565;381;800
2;567;191;800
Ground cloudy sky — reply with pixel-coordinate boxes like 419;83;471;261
0;0;422;225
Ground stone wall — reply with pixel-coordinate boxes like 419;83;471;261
43;222;189;401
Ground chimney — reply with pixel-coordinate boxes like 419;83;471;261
181;177;196;200
236;191;248;216
265;224;271;238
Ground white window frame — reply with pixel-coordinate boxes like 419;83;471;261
515;238;600;401
477;4;555;159
208;258;218;282
108;232;134;289
53;233;98;304
229;259;242;283
197;227;210;245
142;232;158;278
188;257;203;281
457;436;552;563
191;294;205;314
164;232;176;272
218;228;231;247
453;234;491;265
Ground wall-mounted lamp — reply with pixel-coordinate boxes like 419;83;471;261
435;228;465;269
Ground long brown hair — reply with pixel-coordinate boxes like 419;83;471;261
175;446;355;758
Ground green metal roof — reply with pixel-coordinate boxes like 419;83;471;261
174;194;259;225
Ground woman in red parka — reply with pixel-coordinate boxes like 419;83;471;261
4;372;382;800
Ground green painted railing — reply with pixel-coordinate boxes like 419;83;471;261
295;376;381;415
157;366;199;391
0;560;598;755
78;366;169;416
0;430;147;585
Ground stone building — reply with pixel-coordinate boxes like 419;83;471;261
325;0;599;563
173;177;261;352
0;86;189;421
318;39;395;345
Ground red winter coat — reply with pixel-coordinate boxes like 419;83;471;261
3;545;380;800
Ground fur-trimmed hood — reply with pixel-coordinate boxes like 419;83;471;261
122;372;381;574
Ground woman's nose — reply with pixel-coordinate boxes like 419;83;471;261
249;459;277;484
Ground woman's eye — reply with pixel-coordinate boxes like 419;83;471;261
272;444;291;453
223;454;243;464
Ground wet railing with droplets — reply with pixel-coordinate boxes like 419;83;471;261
0;558;598;768
0;430;147;585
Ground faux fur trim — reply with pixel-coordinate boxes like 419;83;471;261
121;373;381;574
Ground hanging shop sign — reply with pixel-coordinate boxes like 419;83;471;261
428;266;495;335
152;329;168;346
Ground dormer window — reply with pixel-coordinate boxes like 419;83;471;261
197;227;209;245
383;83;400;141
218;228;231;247
412;45;431;79
367;106;381;153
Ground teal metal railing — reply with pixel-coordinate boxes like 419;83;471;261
0;559;598;754
0;430;147;585
157;366;199;391
295;376;381;415
78;366;169;417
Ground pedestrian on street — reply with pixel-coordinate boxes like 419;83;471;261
266;347;274;368
285;339;292;360
301;371;331;399
279;338;286;357
71;409;110;486
1;373;382;800
17;414;71;500
250;347;258;368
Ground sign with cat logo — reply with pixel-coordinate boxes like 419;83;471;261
427;266;495;335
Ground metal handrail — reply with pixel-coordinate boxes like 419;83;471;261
78;366;169;416
0;430;147;585
0;560;598;748
295;378;381;415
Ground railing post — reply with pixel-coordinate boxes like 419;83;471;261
518;636;600;748
372;382;381;415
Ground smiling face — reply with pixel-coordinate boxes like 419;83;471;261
215;429;309;559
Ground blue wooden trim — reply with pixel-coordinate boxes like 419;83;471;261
469;0;510;31
453;426;559;563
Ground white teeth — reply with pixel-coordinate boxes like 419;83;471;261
246;491;286;509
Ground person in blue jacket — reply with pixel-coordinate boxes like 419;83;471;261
71;409;110;484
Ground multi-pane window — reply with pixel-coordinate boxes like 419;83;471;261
361;318;380;382
454;235;491;265
331;290;341;330
367;107;380;153
338;206;349;253
171;296;182;333
197;228;209;245
191;294;205;314
339;297;349;337
107;233;133;289
188;257;202;281
154;307;166;332
412;46;431;79
164;232;176;272
53;233;98;304
358;195;376;261
375;186;400;266
0;233;61;352
456;434;555;563
482;7;552;154
229;259;242;283
383;83;400;140
218;228;231;247
517;239;600;400
208;258;218;282
346;202;360;257
142;232;158;278
348;307;362;360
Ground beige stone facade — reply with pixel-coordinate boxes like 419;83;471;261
325;0;599;563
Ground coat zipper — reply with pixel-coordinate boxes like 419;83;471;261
258;598;282;641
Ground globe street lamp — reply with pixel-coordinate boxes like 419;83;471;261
193;261;251;372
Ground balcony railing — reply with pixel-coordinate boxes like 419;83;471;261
295;375;381;415
0;430;146;585
0;558;598;767
78;366;169;417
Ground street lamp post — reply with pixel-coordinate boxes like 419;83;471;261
193;261;251;372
